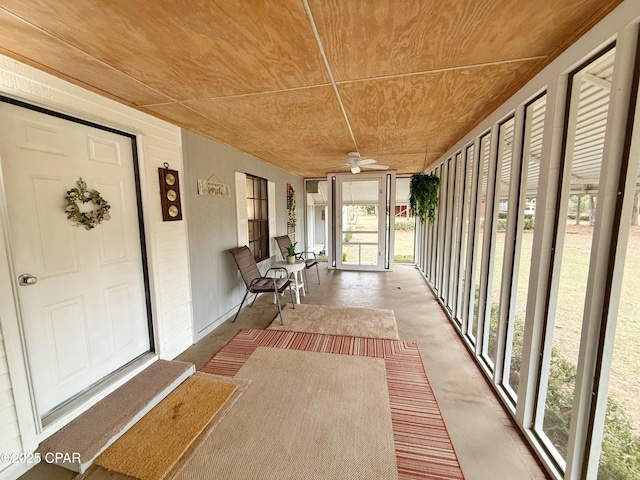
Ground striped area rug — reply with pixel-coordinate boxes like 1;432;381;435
202;329;465;480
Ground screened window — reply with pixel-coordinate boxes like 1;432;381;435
468;132;492;343
505;94;546;398
483;115;515;368
456;144;475;325
538;46;615;463
598;140;640;479
246;174;269;262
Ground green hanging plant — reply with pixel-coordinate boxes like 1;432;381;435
409;173;440;223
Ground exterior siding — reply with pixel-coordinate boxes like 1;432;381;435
0;326;21;474
0;55;194;477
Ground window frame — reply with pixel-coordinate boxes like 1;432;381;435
246;173;270;262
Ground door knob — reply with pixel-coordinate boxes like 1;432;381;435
18;274;38;286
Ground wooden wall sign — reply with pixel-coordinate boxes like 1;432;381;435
158;163;182;221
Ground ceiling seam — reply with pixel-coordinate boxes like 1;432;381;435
173;82;334;104
301;0;359;153
0;6;179;104
144;56;547;107
334;56;549;85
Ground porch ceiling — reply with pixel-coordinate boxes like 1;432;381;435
0;0;622;178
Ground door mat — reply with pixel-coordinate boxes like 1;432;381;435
95;374;237;480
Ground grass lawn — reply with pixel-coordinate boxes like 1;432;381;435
493;223;640;429
341;213;415;264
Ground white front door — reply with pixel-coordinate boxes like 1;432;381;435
328;172;396;271
0;102;151;417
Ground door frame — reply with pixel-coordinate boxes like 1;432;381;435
326;171;396;271
0;96;155;435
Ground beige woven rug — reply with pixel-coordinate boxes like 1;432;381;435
174;347;398;480
95;374;237;480
267;303;399;340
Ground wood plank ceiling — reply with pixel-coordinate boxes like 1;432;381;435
0;0;623;178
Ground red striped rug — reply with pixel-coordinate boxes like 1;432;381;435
202;329;465;480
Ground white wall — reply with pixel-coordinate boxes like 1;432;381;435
181;130;304;340
0;55;193;478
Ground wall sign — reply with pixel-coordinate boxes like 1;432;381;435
197;178;231;198
158;163;182;221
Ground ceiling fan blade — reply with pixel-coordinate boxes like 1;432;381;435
351;165;361;174
362;164;389;170
357;158;377;166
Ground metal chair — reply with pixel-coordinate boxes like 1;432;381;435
228;246;294;325
274;235;320;289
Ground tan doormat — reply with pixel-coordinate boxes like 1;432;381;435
267;303;399;340
95;374;237;480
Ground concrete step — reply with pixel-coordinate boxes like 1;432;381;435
37;359;194;473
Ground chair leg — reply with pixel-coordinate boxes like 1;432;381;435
315;263;320;284
275;289;285;325
232;289;250;323
249;292;259;307
289;284;295;309
302;268;310;293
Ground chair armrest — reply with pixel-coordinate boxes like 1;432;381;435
266;267;288;278
295;251;317;260
248;275;281;291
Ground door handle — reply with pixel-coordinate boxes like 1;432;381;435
18;274;38;286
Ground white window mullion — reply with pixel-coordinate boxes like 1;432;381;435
235;171;248;247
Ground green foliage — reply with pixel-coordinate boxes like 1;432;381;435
506;311;640;478
287;242;297;256
542;348;576;458
494;217;533;233
508;316;525;391
362;205;376;215
343;227;353;243
410;173;440;224
395;219;416;231
523;217;535;230
599;398;640;479
394;254;414;263
65;177;111;230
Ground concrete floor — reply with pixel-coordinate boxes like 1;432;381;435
176;264;550;480
20;263;550;480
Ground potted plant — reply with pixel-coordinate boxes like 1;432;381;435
409;173;440;223
287;242;298;264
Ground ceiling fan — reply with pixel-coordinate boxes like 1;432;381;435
344;152;389;174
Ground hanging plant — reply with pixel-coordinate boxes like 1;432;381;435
409;173;440;224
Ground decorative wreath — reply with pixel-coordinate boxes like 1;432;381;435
65;177;111;230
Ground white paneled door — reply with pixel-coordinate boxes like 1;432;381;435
328;172;395;271
0;102;150;417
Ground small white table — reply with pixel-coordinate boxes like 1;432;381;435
272;259;306;304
